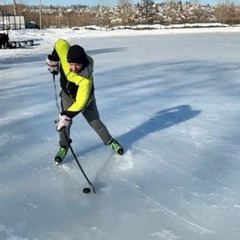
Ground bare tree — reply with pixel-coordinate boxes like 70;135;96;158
118;0;132;24
12;0;17;15
118;0;132;7
141;0;154;23
190;0;200;5
215;0;239;25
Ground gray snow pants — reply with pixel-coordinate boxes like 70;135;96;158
59;91;112;147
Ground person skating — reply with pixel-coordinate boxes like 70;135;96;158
46;39;124;163
0;31;10;49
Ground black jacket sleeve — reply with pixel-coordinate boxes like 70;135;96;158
49;48;60;62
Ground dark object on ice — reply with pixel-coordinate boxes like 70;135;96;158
0;32;10;49
83;188;91;194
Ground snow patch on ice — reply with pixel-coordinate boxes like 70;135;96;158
150;229;180;239
0;223;31;240
116;150;134;171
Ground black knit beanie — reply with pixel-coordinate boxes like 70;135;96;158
67;45;87;64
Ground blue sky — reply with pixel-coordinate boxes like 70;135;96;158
39;0;220;7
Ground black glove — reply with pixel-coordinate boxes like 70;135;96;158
46;55;59;75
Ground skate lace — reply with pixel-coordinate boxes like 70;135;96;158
110;141;121;151
57;147;68;158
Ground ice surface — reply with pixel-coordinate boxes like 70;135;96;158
0;26;240;240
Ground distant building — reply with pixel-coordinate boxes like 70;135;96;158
0;16;25;30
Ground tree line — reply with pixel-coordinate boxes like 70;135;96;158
1;2;240;29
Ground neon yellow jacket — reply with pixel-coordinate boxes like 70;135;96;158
54;39;94;117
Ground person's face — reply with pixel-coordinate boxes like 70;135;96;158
68;62;83;72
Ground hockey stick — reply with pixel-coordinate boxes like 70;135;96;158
63;130;96;194
52;74;96;194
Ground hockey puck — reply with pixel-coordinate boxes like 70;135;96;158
82;188;91;194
